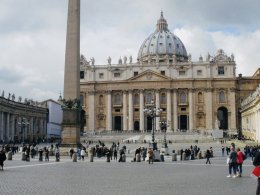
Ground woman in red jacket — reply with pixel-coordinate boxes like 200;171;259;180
236;147;244;177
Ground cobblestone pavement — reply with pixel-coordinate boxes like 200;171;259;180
0;142;257;195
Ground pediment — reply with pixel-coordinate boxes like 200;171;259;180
127;70;171;82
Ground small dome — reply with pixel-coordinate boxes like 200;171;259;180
138;12;188;63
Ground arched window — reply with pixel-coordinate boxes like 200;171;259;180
114;94;121;105
99;95;104;105
146;93;153;104
161;93;166;104
180;92;187;103
198;92;203;103
219;91;225;103
133;93;139;105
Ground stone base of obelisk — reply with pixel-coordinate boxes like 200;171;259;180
60;125;81;156
60;109;81;155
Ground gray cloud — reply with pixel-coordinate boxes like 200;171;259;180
0;0;260;101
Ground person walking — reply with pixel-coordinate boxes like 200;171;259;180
80;148;86;161
113;148;117;161
147;148;154;164
227;146;237;178
253;150;260;195
0;149;6;171
205;149;211;164
236;147;244;177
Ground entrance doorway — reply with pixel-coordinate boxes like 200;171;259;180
179;115;188;131
134;121;140;131
146;116;153;132
114;116;122;131
217;107;228;130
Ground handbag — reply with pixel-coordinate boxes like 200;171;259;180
252;166;260;178
226;157;231;164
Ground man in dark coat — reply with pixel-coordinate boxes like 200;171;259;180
0;149;7;170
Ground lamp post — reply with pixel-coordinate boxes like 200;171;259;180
159;121;168;148
18;118;29;144
143;100;162;150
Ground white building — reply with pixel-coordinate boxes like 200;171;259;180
241;84;260;141
41;99;62;140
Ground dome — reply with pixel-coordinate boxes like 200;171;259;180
138;12;188;63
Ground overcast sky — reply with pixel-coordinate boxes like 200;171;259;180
0;0;260;102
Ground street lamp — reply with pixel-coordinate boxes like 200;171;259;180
143;99;163;150
159;121;168;148
18;118;29;144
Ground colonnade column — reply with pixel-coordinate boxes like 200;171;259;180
230;88;237;130
205;88;213;130
6;113;10;141
139;90;144;132
0;112;3;141
106;91;112;131
173;89;178;131
10;115;15;142
155;90;160;131
189;89;194;131
123;91;127;131
128;90;133;131
167;89;172;132
88;91;95;132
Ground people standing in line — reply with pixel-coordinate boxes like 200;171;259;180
253;150;260;195
147;148;154;164
227;146;238;178
0;149;6;171
205;149;211;164
236;147;244;177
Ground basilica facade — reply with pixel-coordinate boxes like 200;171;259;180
80;13;240;135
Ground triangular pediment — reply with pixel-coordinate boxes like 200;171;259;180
127;69;172;81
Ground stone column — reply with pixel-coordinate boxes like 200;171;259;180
123;91;127;131
128;90;133;131
167;89;172;131
63;0;80;100
88;91;95;132
155;90;160;131
230;88;236;130
106;91;112;131
140;90;144;132
205;88;213;130
173;89;178;131
189;89;194;131
0;112;3;141
62;0;80;145
10;115;15;142
6;113;10;142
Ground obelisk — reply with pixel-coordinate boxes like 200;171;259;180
62;0;80;145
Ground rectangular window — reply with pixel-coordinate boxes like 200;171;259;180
179;71;186;76
114;73;121;78
161;71;165;76
99;73;104;79
134;72;138;76
115;109;120;112
218;66;225;75
134;108;139;112
181;107;186;111
197;70;202;76
80;71;85;79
